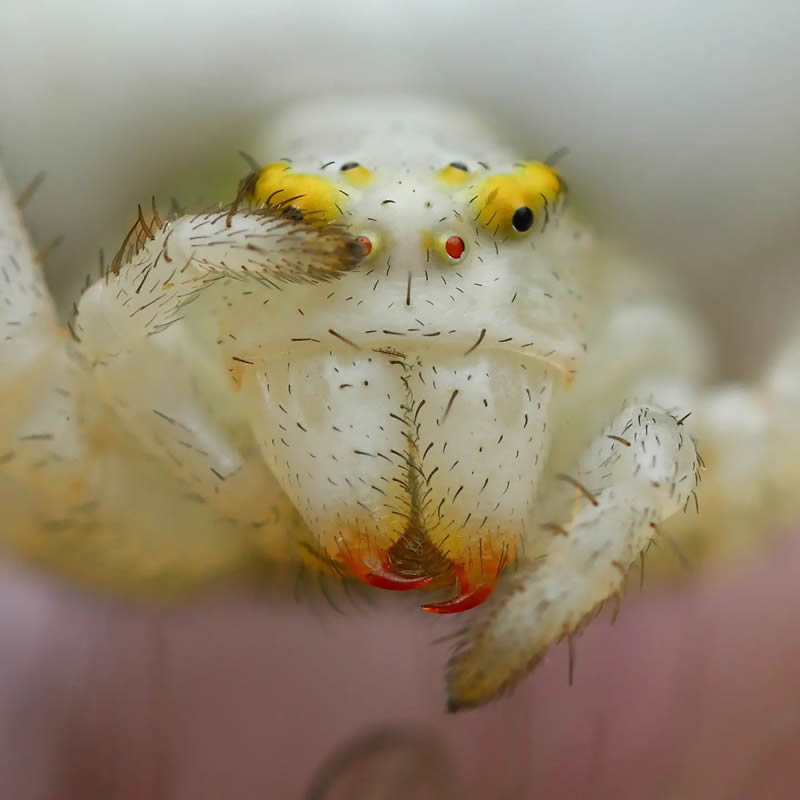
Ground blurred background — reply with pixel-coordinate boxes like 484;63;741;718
2;2;800;798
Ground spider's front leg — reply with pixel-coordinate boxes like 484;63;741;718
1;159;361;589
447;403;699;710
1;166;255;586
73;204;362;559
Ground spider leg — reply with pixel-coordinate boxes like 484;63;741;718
72;205;360;548
0;163;92;527
0;166;284;589
0;166;58;335
0;164;62;443
446;403;699;710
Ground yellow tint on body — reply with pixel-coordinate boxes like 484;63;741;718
340;164;375;187
252;162;343;223
436;163;471;187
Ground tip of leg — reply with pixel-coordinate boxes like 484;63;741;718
446;694;467;713
445;689;484;714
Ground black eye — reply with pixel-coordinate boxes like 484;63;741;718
283;205;304;221
448;161;468;172
512;206;534;232
340;161;360;171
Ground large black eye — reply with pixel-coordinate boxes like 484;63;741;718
512;206;534;232
448;161;468;171
340;161;360;171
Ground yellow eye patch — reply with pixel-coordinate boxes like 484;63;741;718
251;163;343;224
339;162;375;187
471;161;563;235
436;162;471;187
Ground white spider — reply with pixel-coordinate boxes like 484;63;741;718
2;95;799;711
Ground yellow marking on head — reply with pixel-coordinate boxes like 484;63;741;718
340;164;375;187
437;163;471;187
252;162;342;224
472;161;563;235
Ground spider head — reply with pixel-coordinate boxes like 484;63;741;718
225;112;584;612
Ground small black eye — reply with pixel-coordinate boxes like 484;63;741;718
283;205;304;221
340;161;360;171
448;161;468;172
512;206;534;232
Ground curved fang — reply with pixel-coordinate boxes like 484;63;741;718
339;550;433;591
364;563;434;591
421;559;501;613
421;582;496;614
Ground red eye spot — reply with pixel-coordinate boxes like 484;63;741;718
445;235;465;260
355;235;372;258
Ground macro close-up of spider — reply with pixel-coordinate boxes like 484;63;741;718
3;2;800;798
4;90;800;707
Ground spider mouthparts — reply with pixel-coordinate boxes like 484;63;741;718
421;564;498;614
421;584;495;614
366;570;434;590
334;522;508;613
337;520;451;592
350;557;434;591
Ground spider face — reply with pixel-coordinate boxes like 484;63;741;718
205;143;584;611
248;156;565;264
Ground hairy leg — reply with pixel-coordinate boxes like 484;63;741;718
448;403;699;709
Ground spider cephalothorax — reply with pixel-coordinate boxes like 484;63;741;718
218;147;574;613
